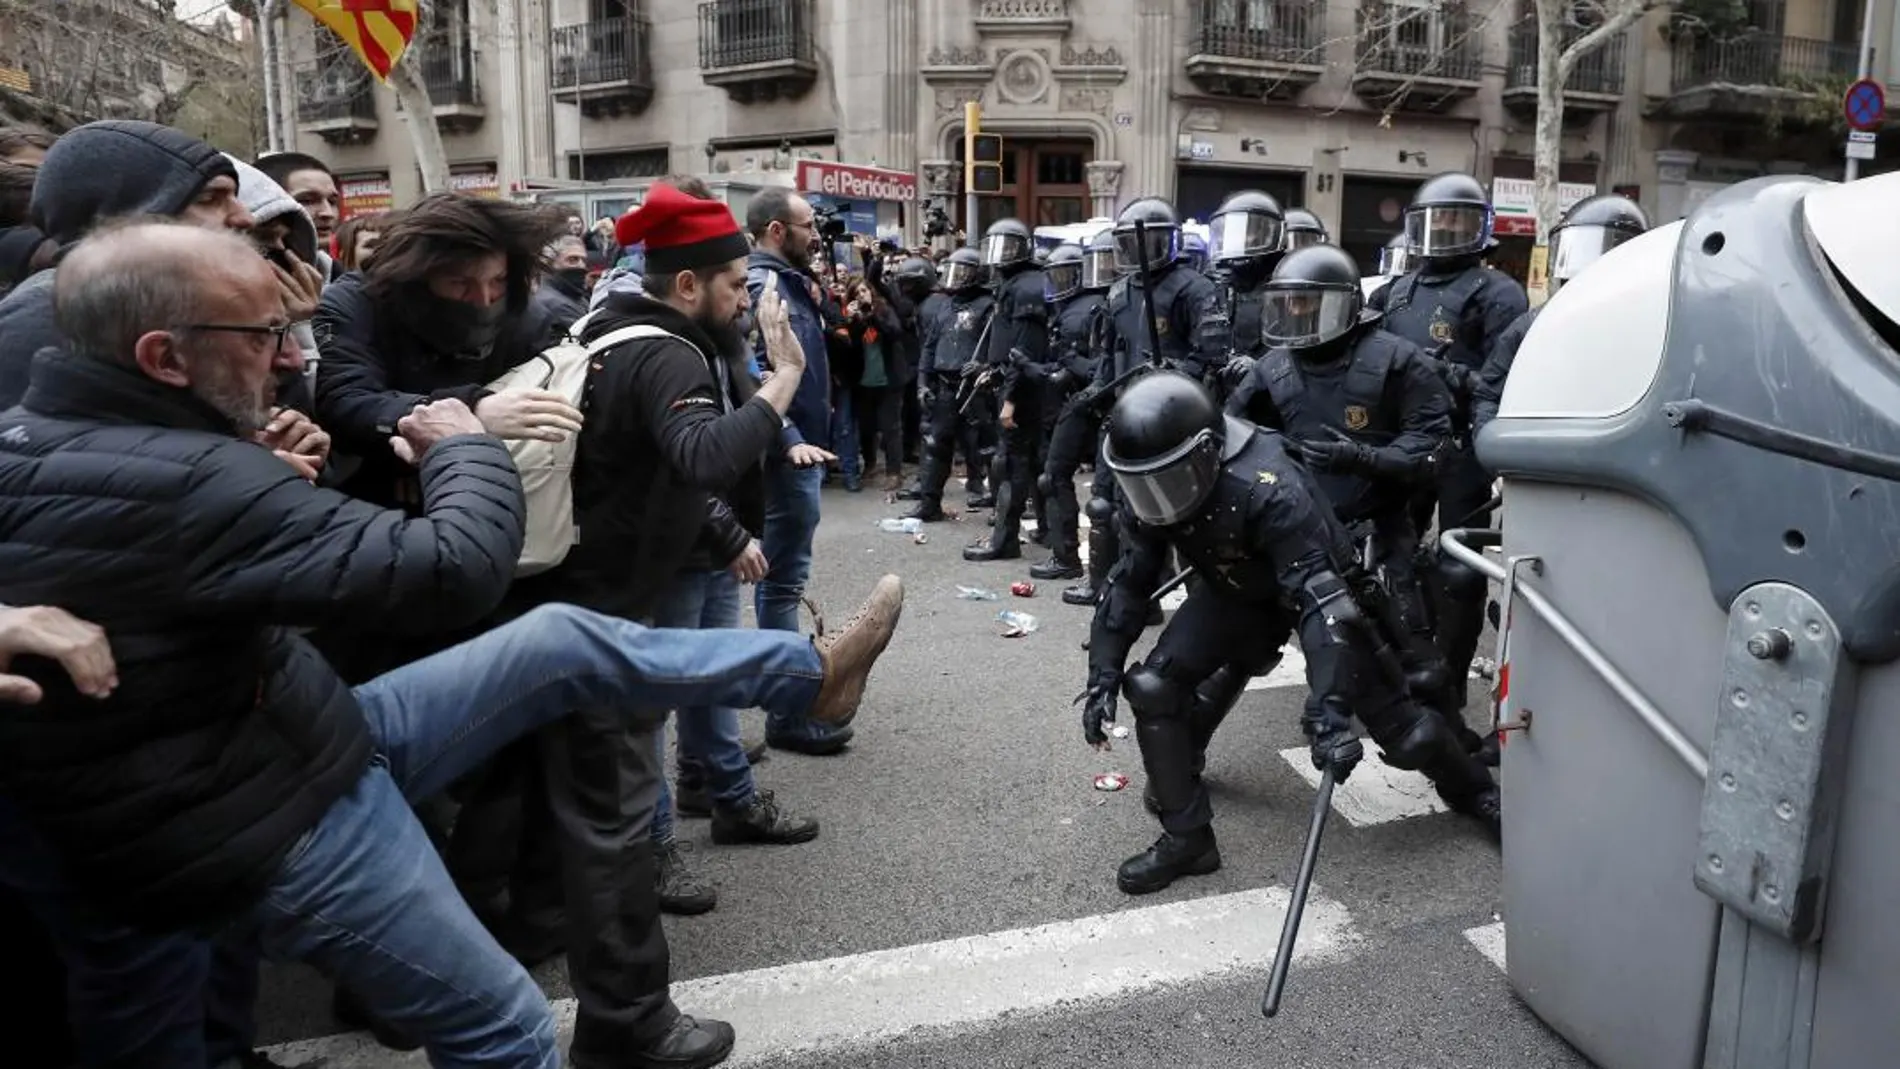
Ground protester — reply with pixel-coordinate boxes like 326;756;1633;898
252;151;341;280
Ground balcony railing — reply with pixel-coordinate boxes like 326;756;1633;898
551;14;653;93
1670;31;1859;93
1192;0;1328;66
698;0;815;71
419;35;481;108
1355;1;1484;83
294;59;377;125
1505;20;1627;96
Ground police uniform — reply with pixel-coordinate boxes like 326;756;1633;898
1368;261;1527;705
1032;289;1109;574
1227;327;1456;707
909;289;995;515
1470;305;1539;437
970;262;1051;558
1085;415;1499;892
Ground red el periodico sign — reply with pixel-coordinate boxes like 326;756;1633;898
796;160;919;203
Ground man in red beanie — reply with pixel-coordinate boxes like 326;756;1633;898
506;183;820;1069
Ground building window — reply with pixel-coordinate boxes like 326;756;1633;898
569;147;672;182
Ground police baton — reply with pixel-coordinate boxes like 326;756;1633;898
1131;220;1167;370
1263;763;1336;1018
1148;567;1192;606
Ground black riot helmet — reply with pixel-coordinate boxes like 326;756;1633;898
1376;234;1414;277
1208;189;1285;267
1548;193;1649;295
892;255;938;296
1112;198;1182;274
1082;228;1118;289
940;246;987;293
1032;244;1052;266
1262;245;1365;354
1404;172;1492;259
1044;242;1086;301
1283;208;1329;250
1104;371;1225;527
980;217;1034;269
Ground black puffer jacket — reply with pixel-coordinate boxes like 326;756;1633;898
0;352;525;931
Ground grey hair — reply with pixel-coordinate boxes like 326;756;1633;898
550;234;586;257
53;217;255;365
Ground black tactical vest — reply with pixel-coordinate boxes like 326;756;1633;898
1229;285;1266;356
990;268;1050;365
1107;267;1199;377
1054;291;1107;365
1379;266;1491;370
933;292;995;373
1258;333;1414;521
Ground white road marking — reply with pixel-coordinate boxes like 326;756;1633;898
1245;644;1307;691
1277;746;1451;826
261;888;1362;1067
1464;920;1508;973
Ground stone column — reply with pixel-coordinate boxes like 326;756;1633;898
492;0;530;190
1133;0;1176;200
885;0;920;173
1086;160;1124;218
517;0;555;180
1653;149;1699;223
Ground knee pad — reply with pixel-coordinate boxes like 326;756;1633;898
1037;472;1056;497
1123;662;1191;722
1437;552;1488;601
1192;663;1252;720
1085;496;1115;525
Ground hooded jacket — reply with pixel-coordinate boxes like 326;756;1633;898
231;155;325;395
510;293;780;621
746;248;831;451
0;121;236;409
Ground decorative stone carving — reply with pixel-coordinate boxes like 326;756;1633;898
1085;160;1124;200
1060;44;1122;67
1182;106;1222;132
979;0;1067;18
935;85;986;116
1060;87;1113;115
927;45;989;67
921;159;961;197
996;49;1052;105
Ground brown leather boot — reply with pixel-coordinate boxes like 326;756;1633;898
809;574;904;726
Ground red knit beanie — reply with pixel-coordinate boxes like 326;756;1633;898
615;183;750;276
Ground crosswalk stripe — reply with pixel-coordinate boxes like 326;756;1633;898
1277;746;1452;826
1245;645;1307;691
1464;920;1508;973
261;888;1362;1067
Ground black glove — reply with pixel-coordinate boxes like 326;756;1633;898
1303;697;1364;782
1293;438;1374;475
1432;358;1476;398
1219;354;1257;387
1047;367;1072;387
1077;673;1120;748
920;384;937;408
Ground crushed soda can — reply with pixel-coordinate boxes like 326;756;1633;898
1010;580;1035;598
912;533;928;545
1093;772;1129;792
1110;724;1131;739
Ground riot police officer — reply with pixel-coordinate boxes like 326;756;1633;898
1284;207;1329;250
1472;194;1650;435
1376;233;1414;279
889;256;944;477
967;218;1051;561
906;247;995;521
1205;190;1287;371
1031;237;1114;581
1182;231;1211;274
1369;172;1529;712
1226;244;1456;714
1061;199;1230;605
1080;372;1500;894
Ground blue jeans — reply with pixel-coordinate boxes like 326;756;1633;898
0;799;259;1069
251;604;823;1068
757;461;827;739
829;390;860;482
649;569;757;843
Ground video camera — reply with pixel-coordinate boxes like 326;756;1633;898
922;202;952;240
810;203;848;243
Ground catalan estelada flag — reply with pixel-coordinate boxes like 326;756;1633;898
291;0;421;82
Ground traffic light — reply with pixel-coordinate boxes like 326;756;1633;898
968;133;1004;194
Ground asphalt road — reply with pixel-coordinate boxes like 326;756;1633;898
254;477;1591;1069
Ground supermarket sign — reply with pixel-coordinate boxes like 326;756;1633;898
1491;177;1596;237
796;160;918;203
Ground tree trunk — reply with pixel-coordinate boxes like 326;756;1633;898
1531;0;1570;251
389;54;450;193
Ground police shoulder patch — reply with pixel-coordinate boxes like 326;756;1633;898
1344;405;1370;431
1256;469;1278;484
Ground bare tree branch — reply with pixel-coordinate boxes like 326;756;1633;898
1529;0;1663;248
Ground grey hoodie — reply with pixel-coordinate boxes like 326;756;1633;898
230;155;323;387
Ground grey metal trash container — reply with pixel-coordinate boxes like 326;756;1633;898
1458;171;1900;1069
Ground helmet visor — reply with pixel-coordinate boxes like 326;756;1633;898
1107;429;1220;527
981;232;1030;267
1081;246;1117;289
1404;205;1490;258
1044;261;1082;301
940;259;983;291
1209;210;1284;263
1548;223;1626;287
1284;227;1326;251
1113;225;1178;273
1262;286;1360;348
1377;243;1414;277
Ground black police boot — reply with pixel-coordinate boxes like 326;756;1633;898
903;499;948;522
1063;524;1116;605
621;1014;736;1069
1061;579;1100;606
967;491;995;510
1440;781;1502;838
1116;827;1221;895
1031;554;1084;580
963;536;1022;562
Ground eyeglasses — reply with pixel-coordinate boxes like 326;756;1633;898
181;323;294;352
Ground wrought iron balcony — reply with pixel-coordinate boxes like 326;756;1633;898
1184;0;1328;101
1353;1;1483;112
419;33;484;132
293;58;377;145
551;13;654;117
1502;19;1628;116
1655;31;1860;120
698;0;818;103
